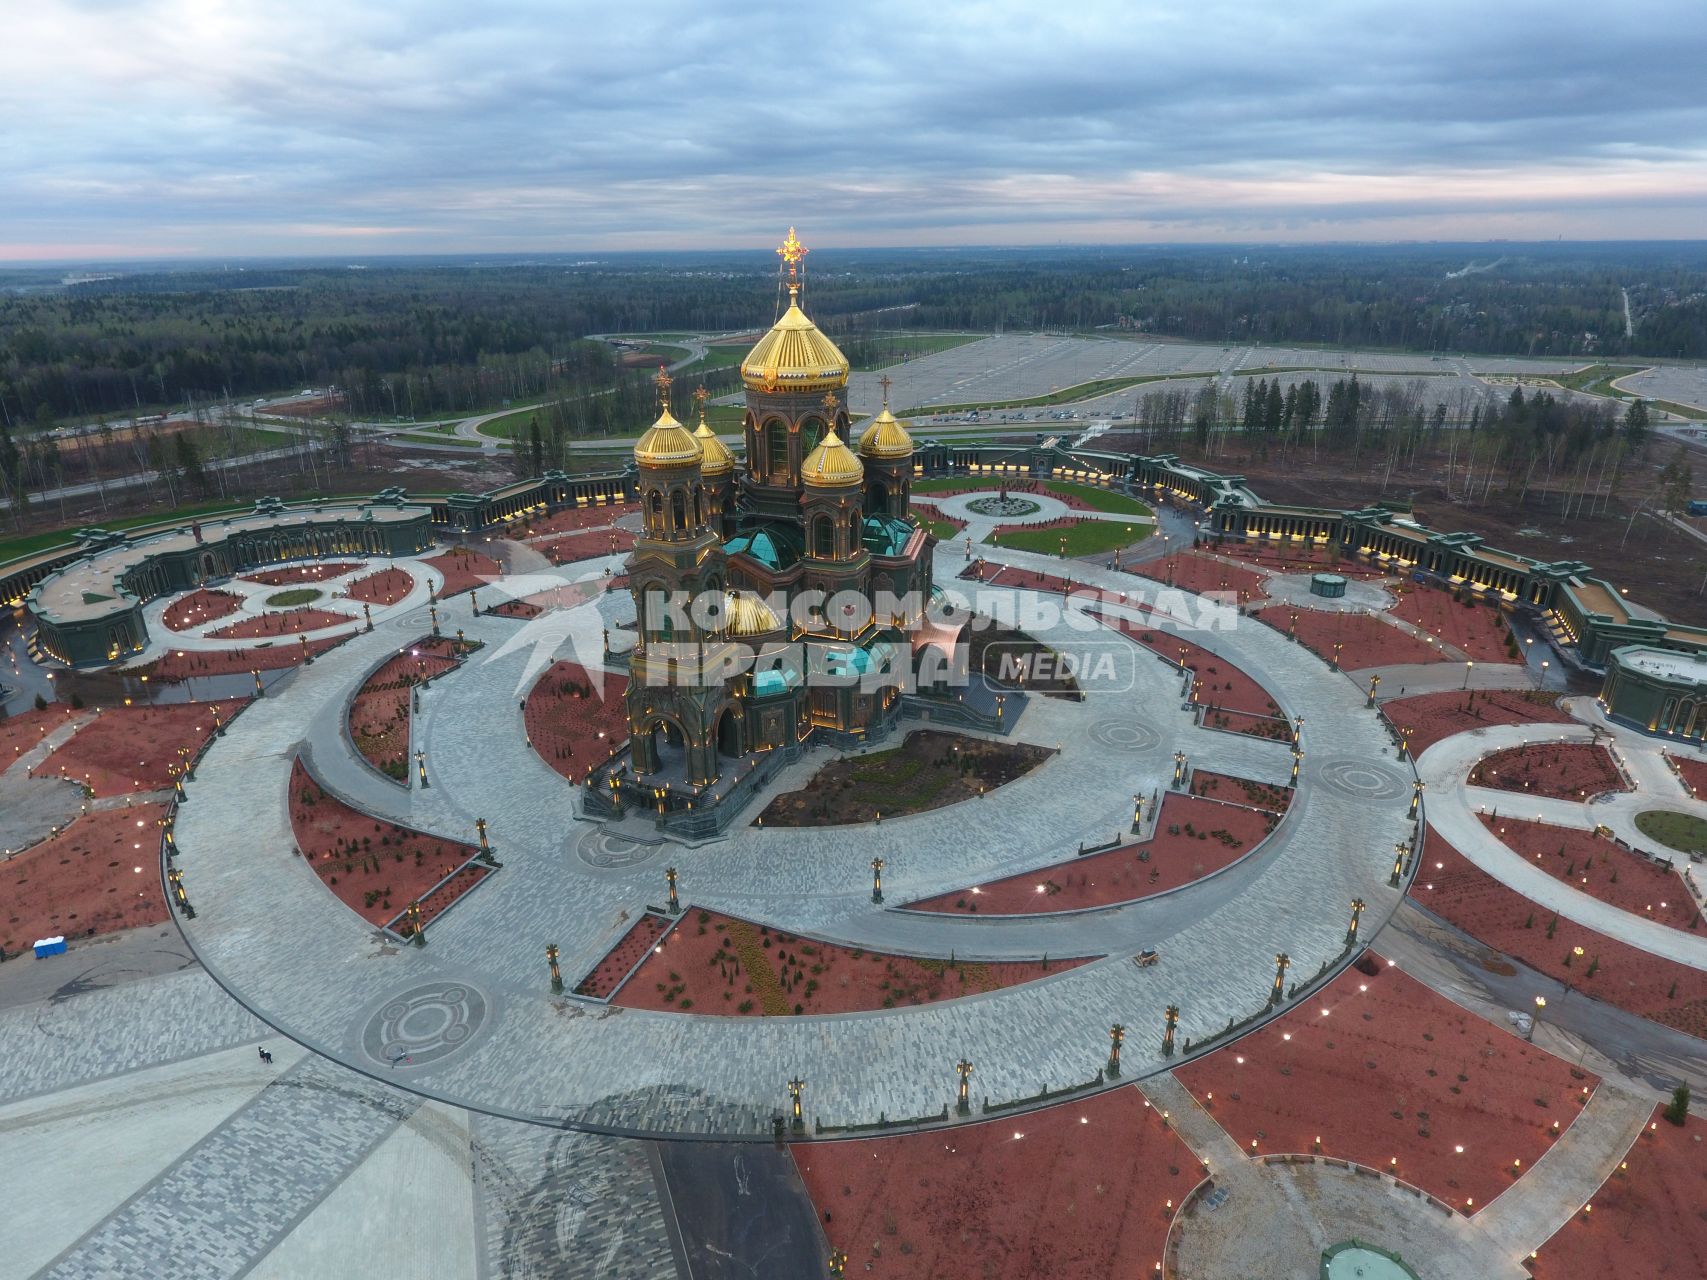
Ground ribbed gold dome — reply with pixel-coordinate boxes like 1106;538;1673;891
741;288;850;394
858;406;914;460
725;589;781;638
633;407;701;469
802;426;864;488
692;412;735;476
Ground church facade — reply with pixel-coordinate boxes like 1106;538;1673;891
613;230;937;805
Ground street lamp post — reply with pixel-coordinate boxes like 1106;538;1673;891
1331;641;1343;671
1529;995;1546;1041
1107;1023;1126;1077
415;749;429;788
1409;780;1424;819
364;602;374;633
1173;751;1186;787
828;1249;848;1279
407;901;425;945
1462;659;1474;689
1367;673;1381;708
1390;842;1406;887
1270;952;1290;1005
666;866;680;915
1162;1004;1179;1057
787;1076;805;1131
956;1058;974;1114
430;603;440;637
546;943;562;993
870;857;885;904
1346;897;1365;945
1131;794;1144;834
1292;715;1304;746
1290;748;1303;786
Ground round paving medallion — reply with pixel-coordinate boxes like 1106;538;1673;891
1318;758;1409;801
361;981;488;1068
1089;717;1163;753
966;496;1042;517
574;828;663;869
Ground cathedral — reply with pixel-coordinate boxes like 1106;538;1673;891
615;229;937;802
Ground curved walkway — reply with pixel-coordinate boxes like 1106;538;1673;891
1418;714;1707;970
167;535;1416;1137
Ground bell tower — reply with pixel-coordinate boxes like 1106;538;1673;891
857;374;915;521
625;368;738;787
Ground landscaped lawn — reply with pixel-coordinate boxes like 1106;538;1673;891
754;730;1054;826
1042;481;1153;517
991;519;1151;558
263;587;323;608
1634;809;1707;855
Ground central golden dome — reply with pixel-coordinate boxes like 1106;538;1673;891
802;425;863;488
741;286;849;394
692;410;735;476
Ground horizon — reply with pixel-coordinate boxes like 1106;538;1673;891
5;0;1706;260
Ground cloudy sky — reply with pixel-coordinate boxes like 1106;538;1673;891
5;0;1706;260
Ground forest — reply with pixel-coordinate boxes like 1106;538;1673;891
2;243;1705;435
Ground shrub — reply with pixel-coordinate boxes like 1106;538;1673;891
1665;1084;1690;1126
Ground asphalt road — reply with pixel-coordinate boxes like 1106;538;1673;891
652;1139;827;1279
0;922;198;1014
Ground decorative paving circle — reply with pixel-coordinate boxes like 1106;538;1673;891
1089;717;1163;753
361;981;488;1068
967;496;1042;517
1318;758;1409;801
575;827;664;869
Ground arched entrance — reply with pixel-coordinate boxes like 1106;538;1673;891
637;716;687;776
715;706;742;758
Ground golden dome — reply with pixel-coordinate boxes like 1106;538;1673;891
725;589;781;638
802;426;864;488
692;411;735;476
858;406;914;460
633;406;701;469
741;286;850;394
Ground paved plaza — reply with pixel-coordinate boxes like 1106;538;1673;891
9;473;1707;1276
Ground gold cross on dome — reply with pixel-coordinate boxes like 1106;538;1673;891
654;365;672;412
777;227;807;270
821;390;840;415
879;374;892;408
692;385;709;421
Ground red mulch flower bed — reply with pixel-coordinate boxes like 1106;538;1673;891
1188;770;1291;813
1469;742;1628;800
612;909;1092;1015
1254;606;1445;670
207;607;355;640
423;546;503;597
161;588;244;632
572;912;673;997
907;792;1278;914
287;759;484;928
1476;814;1702;933
1102;613;1282;720
0;803;170;952
1385;583;1519;663
794;1084;1198;1279
36;700;246;797
132;638;340;681
0;706;81;766
1207;540;1389;578
1667;753;1707;799
1529;1108;1707;1280
488;580;602;620
1150;550;1268;604
537;529;636;564
524;662;629;782
340;567;414;606
1382;689;1574;756
517;503;636;539
1176;957;1596;1213
1410;828;1707;1039
239;562;360;586
347;636;466;779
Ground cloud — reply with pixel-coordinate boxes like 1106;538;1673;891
3;0;1706;257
